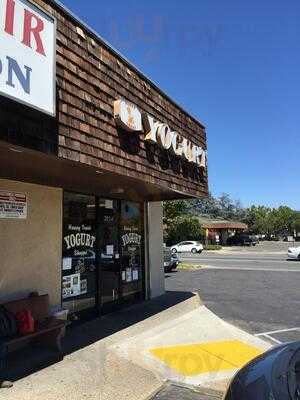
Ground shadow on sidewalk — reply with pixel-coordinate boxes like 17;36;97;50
5;290;195;382
64;290;196;354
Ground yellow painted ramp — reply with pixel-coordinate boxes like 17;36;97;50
150;340;262;376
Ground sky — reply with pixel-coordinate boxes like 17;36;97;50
60;0;300;210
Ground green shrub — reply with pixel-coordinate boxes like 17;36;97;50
204;245;222;251
177;263;203;270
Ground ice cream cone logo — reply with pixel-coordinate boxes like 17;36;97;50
114;99;143;132
127;105;135;129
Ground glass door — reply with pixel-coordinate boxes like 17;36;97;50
62;194;145;318
97;199;121;313
120;201;144;304
62;192;97;317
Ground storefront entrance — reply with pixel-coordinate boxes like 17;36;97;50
97;199;120;313
62;192;144;318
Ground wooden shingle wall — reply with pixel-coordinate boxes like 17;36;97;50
36;0;208;198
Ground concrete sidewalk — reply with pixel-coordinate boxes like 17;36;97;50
1;291;270;400
111;300;270;390
1;292;199;400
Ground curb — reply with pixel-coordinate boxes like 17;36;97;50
193;290;204;306
149;381;223;399
145;381;168;400
169;381;223;396
144;381;168;400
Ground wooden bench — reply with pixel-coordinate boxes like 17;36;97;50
1;294;67;355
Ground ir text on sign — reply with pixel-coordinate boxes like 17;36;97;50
0;0;56;115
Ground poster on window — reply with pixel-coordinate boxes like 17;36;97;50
0;191;27;219
132;269;139;281
122;270;126;281
126;268;132;282
80;279;88;295
62;257;72;271
62;273;81;299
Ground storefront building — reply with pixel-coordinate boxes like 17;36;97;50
0;0;208;318
201;219;248;245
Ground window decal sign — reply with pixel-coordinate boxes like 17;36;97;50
0;0;56;115
62;222;96;299
0;190;27;219
121;232;141;247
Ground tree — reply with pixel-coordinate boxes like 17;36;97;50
164;195;300;239
163;200;189;225
272;206;295;235
165;216;203;245
191;192;247;221
218;193;247;220
292;211;300;233
244;205;298;236
190;193;220;217
243;206;271;234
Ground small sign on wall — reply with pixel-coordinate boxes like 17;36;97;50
0;191;27;219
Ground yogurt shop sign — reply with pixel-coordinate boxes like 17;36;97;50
0;0;56;115
114;99;207;168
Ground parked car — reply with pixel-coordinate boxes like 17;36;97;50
250;235;259;245
283;235;295;242
227;234;257;246
163;247;179;272
224;341;300;400
287;246;300;260
257;234;266;240
265;234;280;241
171;241;203;254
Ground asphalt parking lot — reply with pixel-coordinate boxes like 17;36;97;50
165;242;300;345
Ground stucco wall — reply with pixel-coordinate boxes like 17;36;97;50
147;202;165;298
0;179;62;307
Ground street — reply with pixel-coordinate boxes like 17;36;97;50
166;243;300;345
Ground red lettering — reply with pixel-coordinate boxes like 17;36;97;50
22;9;46;56
4;0;15;36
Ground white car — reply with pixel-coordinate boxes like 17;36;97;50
171;241;203;254
287;247;300;260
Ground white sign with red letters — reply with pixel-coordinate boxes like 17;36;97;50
0;190;27;219
0;0;56;115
